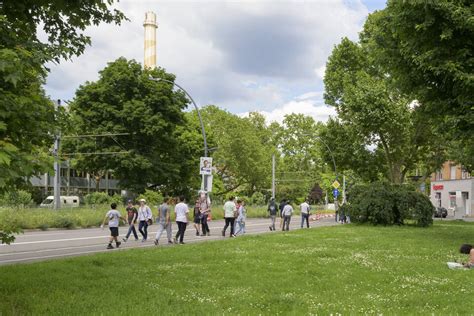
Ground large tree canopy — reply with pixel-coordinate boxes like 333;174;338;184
0;1;126;242
65;58;192;193
361;1;473;171
0;1;126;191
324;37;444;183
1;0;126;62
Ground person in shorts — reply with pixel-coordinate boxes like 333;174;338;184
101;203;126;249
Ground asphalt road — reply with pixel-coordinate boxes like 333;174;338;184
0;216;338;266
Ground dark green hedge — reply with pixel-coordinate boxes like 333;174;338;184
341;183;434;227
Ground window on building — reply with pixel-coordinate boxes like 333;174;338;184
435;192;441;207
462;169;471;179
450;165;457;180
435;170;443;181
449;192;457;208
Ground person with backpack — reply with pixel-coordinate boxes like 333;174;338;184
282;200;294;231
101;203;126;249
154;197;173;246
268;198;277;231
222;196;236;237
137;199;152;242
199;191;211;236
123;199;138;242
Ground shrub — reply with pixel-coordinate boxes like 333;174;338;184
84;192;123;207
137;190;163;207
0;190;33;208
344;182;433;227
249;192;265;206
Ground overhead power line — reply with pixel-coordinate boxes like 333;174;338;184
62;133;131;139
61;151;131;156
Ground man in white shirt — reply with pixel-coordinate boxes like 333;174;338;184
101;203;126;249
282;201;294;231
222;196;236;237
174;196;189;244
300;199;311;228
137;199;152;242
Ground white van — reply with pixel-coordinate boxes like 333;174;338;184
40;196;80;208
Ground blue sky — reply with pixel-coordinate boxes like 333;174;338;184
44;0;387;123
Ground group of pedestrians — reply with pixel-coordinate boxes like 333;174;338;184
101;196;190;249
267;198;312;232
101;192;249;249
101;194;309;249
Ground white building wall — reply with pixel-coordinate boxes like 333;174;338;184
430;179;473;217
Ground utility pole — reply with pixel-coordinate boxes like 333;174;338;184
272;154;276;199
53;99;61;210
342;174;346;204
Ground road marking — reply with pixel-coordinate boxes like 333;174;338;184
1;222;277;246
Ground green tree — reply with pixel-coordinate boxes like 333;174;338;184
318;118;381;182
271;114;328;201
186;106;272;197
324;38;444;183
361;2;473;171
0;1;126;243
65;58;191;193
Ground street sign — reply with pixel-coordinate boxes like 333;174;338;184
333;188;339;197
332;180;340;189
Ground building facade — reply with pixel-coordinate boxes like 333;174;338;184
430;161;472;218
30;162;120;197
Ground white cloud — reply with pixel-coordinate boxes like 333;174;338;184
43;0;371;113
295;91;324;101
241;98;337;124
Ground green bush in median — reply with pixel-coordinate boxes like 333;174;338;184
342;182;434;227
84;192;123;207
0;190;33;208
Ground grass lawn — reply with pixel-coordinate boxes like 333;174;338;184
1;221;473;315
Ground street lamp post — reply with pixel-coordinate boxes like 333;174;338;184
148;76;209;190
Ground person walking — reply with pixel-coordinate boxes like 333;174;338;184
300;199;311;228
174;196;189;244
154;197;173;246
101;203;126;249
199;191;211;236
235;199;247;236
268;198;277;231
123;200;139;242
137;199;152;242
193;198;202;236
282;200;293;231
222;196;236;237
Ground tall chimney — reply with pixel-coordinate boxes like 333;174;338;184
143;12;158;69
